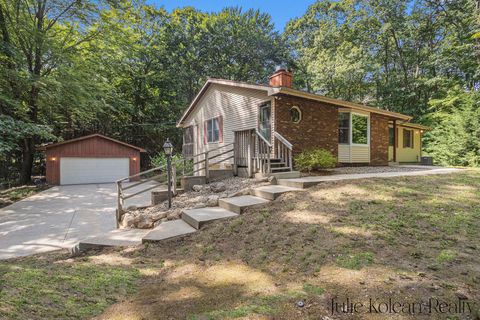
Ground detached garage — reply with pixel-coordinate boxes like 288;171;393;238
43;134;145;185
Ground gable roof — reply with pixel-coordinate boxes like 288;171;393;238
40;134;146;152
177;78;412;127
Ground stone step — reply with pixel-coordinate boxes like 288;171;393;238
182;207;238;229
71;228;149;254
219;195;270;214
251;185;303;200
142;220;197;243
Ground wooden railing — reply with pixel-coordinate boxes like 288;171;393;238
273;132;293;171
254;130;272;175
190;142;235;181
116;161;179;227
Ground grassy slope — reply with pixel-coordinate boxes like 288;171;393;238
0;185;49;208
1;171;479;319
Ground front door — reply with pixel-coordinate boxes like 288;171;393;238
259;102;271;141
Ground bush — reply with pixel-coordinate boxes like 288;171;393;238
294;148;337;172
150;153;193;174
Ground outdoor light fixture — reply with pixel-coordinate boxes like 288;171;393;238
163;138;174;208
50;157;56;161
132;157;137;161
163;138;173;155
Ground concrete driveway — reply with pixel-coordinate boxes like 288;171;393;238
0;183;153;260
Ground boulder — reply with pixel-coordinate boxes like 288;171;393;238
231;188;251;197
150;211;168;221
136;216;154;229
210;182;226;193
192;185;204;192
268;176;277;184
120;213;136;229
206;195;219;207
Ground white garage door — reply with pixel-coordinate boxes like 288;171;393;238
60;157;130;185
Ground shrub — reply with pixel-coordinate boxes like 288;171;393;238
294;148;337;172
150;153;193;174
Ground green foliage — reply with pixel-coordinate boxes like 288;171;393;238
425;88;480;167
436;250;456;264
294;149;337;172
150;153;194;174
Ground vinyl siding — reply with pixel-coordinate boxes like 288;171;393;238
183;83;270;166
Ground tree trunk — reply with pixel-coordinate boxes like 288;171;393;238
19;138;35;184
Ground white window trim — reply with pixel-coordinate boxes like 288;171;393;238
206;117;220;144
350;112;370;147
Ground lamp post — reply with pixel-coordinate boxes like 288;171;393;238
163;138;174;209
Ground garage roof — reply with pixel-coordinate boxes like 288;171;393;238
40;134;146;152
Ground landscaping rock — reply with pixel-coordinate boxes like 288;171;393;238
206;195;219;207
210;182;226;193
120;213;136;228
150;211;168;221
268;176;277;184
136;216;154;229
192;185;204;192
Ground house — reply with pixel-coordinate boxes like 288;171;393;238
41;134;145;185
177;68;428;177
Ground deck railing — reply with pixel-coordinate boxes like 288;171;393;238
273;132;293;171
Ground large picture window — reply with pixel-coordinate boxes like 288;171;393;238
352;114;368;145
403;129;413;148
338;113;350;144
206;117;220;143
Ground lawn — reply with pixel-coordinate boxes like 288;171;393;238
1;171;479;319
0;185;49;208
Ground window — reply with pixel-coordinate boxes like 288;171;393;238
206;117;220;143
259;103;271;140
290;106;302;123
388;127;395;147
403;129;413;148
352;114;368;145
338;113;350;144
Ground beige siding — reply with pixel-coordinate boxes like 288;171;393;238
183;84;270;167
351;145;370;162
338;145;370;163
338;144;350;162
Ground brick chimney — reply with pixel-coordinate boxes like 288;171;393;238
269;67;292;88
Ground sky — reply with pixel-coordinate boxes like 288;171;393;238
147;0;315;31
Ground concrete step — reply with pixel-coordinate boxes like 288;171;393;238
251;185;303;200
277;178;319;188
71;228;149;254
270;171;301;179
142;220;197;243
270;166;291;172
182;207;238;229
219;195;270;214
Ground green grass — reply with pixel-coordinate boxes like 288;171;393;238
336;251;374;270
436;249;456;263
0;257;140;319
0;185;48;207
